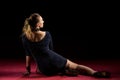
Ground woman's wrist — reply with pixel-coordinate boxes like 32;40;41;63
26;66;31;73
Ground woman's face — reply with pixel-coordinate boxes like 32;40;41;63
36;16;44;28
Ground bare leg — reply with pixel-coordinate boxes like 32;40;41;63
65;59;96;76
64;59;111;78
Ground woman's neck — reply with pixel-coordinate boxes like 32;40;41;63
34;28;40;32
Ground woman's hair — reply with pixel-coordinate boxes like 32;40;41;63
22;13;40;33
22;13;41;39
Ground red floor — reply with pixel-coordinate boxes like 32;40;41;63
0;58;120;80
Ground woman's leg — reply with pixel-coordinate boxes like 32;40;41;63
65;59;96;76
64;59;111;78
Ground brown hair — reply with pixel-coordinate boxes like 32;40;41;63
22;13;41;41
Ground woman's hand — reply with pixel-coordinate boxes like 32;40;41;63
23;66;31;76
23;71;31;76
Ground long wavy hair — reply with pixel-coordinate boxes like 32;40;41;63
22;13;41;40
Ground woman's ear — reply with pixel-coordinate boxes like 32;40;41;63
36;23;41;27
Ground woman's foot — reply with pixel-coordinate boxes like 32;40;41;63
65;69;79;76
93;71;111;78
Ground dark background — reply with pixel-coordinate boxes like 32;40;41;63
0;0;119;60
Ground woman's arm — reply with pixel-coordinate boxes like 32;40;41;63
49;38;54;50
26;56;31;72
49;32;54;50
24;56;31;76
22;35;32;76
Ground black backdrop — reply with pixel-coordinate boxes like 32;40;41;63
0;0;119;60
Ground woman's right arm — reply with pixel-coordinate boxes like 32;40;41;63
23;55;31;76
22;35;32;76
26;56;31;73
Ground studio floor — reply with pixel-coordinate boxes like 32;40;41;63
0;58;120;80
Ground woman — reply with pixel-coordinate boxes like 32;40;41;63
21;13;111;78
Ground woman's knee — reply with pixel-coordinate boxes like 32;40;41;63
64;60;79;76
65;59;78;69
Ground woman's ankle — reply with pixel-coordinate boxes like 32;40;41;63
93;71;111;78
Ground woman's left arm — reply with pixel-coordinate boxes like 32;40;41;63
49;32;54;50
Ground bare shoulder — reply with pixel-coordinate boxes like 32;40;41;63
38;31;47;40
41;31;46;36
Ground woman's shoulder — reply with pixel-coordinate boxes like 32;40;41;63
45;30;49;33
21;33;25;38
21;33;28;41
45;30;51;35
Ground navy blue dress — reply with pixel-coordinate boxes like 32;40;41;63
22;31;67;75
